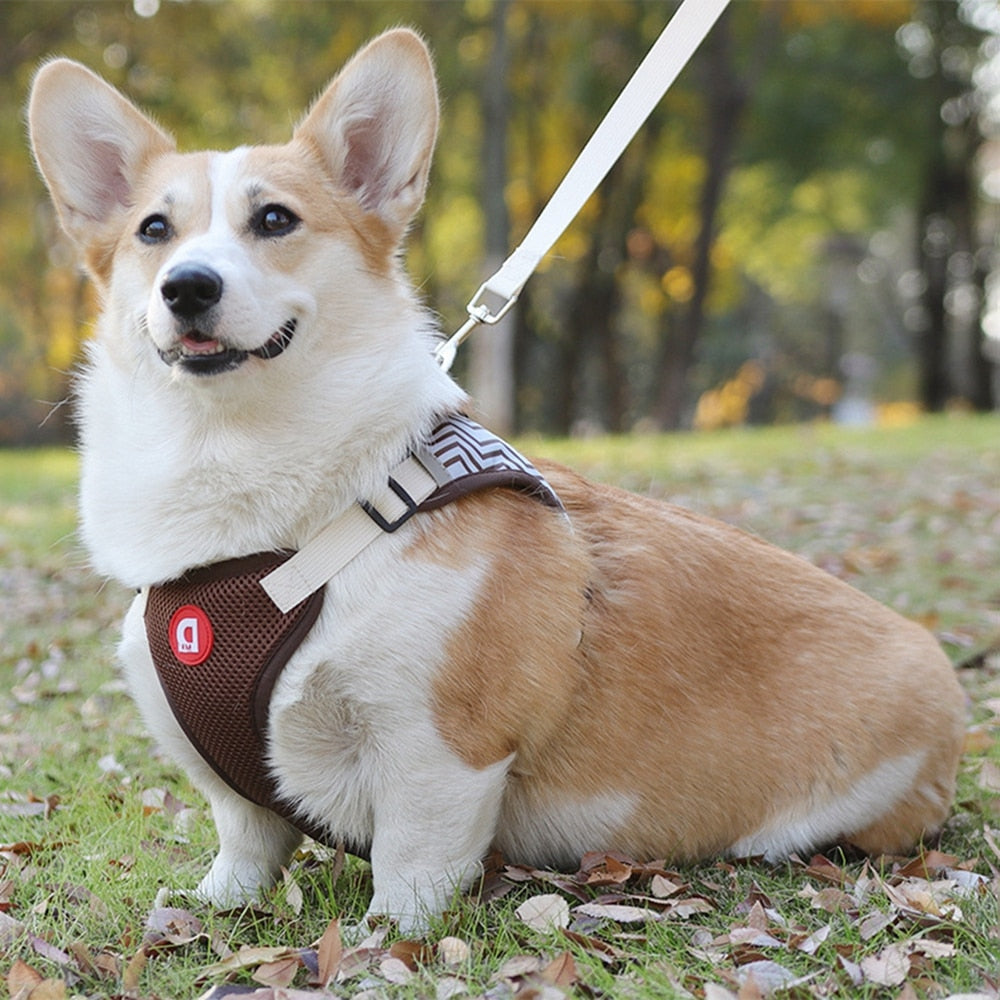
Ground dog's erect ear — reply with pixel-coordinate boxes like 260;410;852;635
295;29;439;235
28;59;175;267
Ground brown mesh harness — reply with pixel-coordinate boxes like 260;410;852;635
144;415;562;843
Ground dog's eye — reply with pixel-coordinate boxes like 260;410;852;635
138;214;172;243
253;204;300;237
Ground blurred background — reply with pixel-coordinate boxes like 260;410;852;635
2;0;999;444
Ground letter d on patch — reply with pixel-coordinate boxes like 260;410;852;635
169;605;214;666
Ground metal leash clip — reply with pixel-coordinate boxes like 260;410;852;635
435;282;519;372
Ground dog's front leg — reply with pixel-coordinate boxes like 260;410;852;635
196;789;303;907
364;751;512;935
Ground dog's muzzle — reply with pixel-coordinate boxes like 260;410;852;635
156;264;297;375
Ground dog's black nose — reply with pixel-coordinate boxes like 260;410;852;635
161;265;223;318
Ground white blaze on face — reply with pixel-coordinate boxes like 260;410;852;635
143;148;313;359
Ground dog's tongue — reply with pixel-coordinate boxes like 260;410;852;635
181;332;223;354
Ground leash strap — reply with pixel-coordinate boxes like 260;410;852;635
435;0;731;371
261;454;443;614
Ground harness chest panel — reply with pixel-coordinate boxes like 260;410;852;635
145;551;328;838
144;415;562;841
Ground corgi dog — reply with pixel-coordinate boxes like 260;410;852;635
29;30;965;934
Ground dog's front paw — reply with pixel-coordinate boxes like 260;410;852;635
195;858;272;908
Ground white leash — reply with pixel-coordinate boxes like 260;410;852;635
435;0;731;372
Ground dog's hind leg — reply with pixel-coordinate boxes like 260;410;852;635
195;787;303;907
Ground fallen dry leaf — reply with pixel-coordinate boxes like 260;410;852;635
0;911;26;950
809;887;855;913
541;951;578;989
252;955;301;988
895;851;960;879
122;945;148;993
516;893;570;931
665;896;715;918
574;901;659;924
7;958;42;994
281;866;304;916
736;959;801;996
790;923;831;954
976;760;1000;794
389;938;435;970
199;944;302;980
650;874;685;898
436;935;470;966
313;916;341;987
577;854;633;886
860;943;910;986
143;906;204;948
494;955;546;981
378;955;413;984
434;974;468;999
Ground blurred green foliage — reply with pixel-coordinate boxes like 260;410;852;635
1;0;996;441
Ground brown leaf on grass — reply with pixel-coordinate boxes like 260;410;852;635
92;949;121;980
664;896;715;919
122;946;148;994
800;854;853;886
895;851;960;880
541;951;578;989
143;906;204;948
27;935;70;968
198;988;335;1000
7;958;43;994
252;955;302;988
312;916;341;987
0;794;60;820
858;910;896;941
494;955;546;981
650;874;685;898
559;928;627;965
576;853;633;886
389;938;436;970
789;923;831;955
199;945;303;980
809;887;855;913
0;842;67;858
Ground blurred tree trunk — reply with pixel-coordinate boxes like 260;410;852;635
468;0;516;435
561;143;649;433
970;253;995;411
914;0;994;412
652;8;745;430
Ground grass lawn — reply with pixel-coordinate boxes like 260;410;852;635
1;414;998;999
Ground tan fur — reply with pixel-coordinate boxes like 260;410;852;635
428;463;965;864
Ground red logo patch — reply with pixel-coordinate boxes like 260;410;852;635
169;605;214;666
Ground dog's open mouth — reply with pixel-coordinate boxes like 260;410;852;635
158;319;297;375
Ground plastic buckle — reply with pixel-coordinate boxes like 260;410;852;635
360;476;420;533
467;282;519;326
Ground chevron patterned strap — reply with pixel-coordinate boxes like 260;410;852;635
416;413;562;512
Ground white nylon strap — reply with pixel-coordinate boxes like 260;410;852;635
436;0;731;371
260;455;441;614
